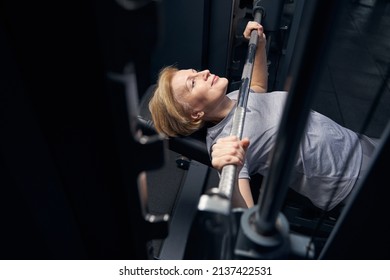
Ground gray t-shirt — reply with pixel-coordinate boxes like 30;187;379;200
206;90;362;210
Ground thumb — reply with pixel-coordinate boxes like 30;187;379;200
241;137;250;151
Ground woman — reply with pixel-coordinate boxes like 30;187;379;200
148;21;377;210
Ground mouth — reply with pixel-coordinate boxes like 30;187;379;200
211;75;219;86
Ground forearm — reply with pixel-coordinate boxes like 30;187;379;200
250;41;268;93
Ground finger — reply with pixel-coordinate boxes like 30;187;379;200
212;145;243;161
216;135;239;143
212;154;243;170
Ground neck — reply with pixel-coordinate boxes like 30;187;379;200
204;96;236;124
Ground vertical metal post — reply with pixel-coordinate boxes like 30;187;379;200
235;0;346;260
256;0;342;234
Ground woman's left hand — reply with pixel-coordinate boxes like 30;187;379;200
243;21;266;46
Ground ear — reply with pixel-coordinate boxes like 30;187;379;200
190;111;204;121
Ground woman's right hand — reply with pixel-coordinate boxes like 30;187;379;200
211;136;250;172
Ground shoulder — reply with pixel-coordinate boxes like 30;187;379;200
250;85;267;93
249;89;287;95
247;90;288;103
228;89;287;98
227;90;239;99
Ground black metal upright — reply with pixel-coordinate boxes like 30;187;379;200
235;0;345;259
256;0;342;235
0;0;167;259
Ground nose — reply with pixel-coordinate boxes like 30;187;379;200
199;69;210;80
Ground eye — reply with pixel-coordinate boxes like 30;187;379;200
189;69;197;89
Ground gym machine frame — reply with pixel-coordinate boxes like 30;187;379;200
184;0;352;259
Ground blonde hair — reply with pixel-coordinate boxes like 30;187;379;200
148;66;204;137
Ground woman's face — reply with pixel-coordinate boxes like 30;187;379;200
171;69;229;118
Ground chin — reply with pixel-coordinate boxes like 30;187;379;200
221;78;229;92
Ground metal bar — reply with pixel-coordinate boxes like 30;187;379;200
216;1;265;205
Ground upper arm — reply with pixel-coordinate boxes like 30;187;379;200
231;178;254;208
